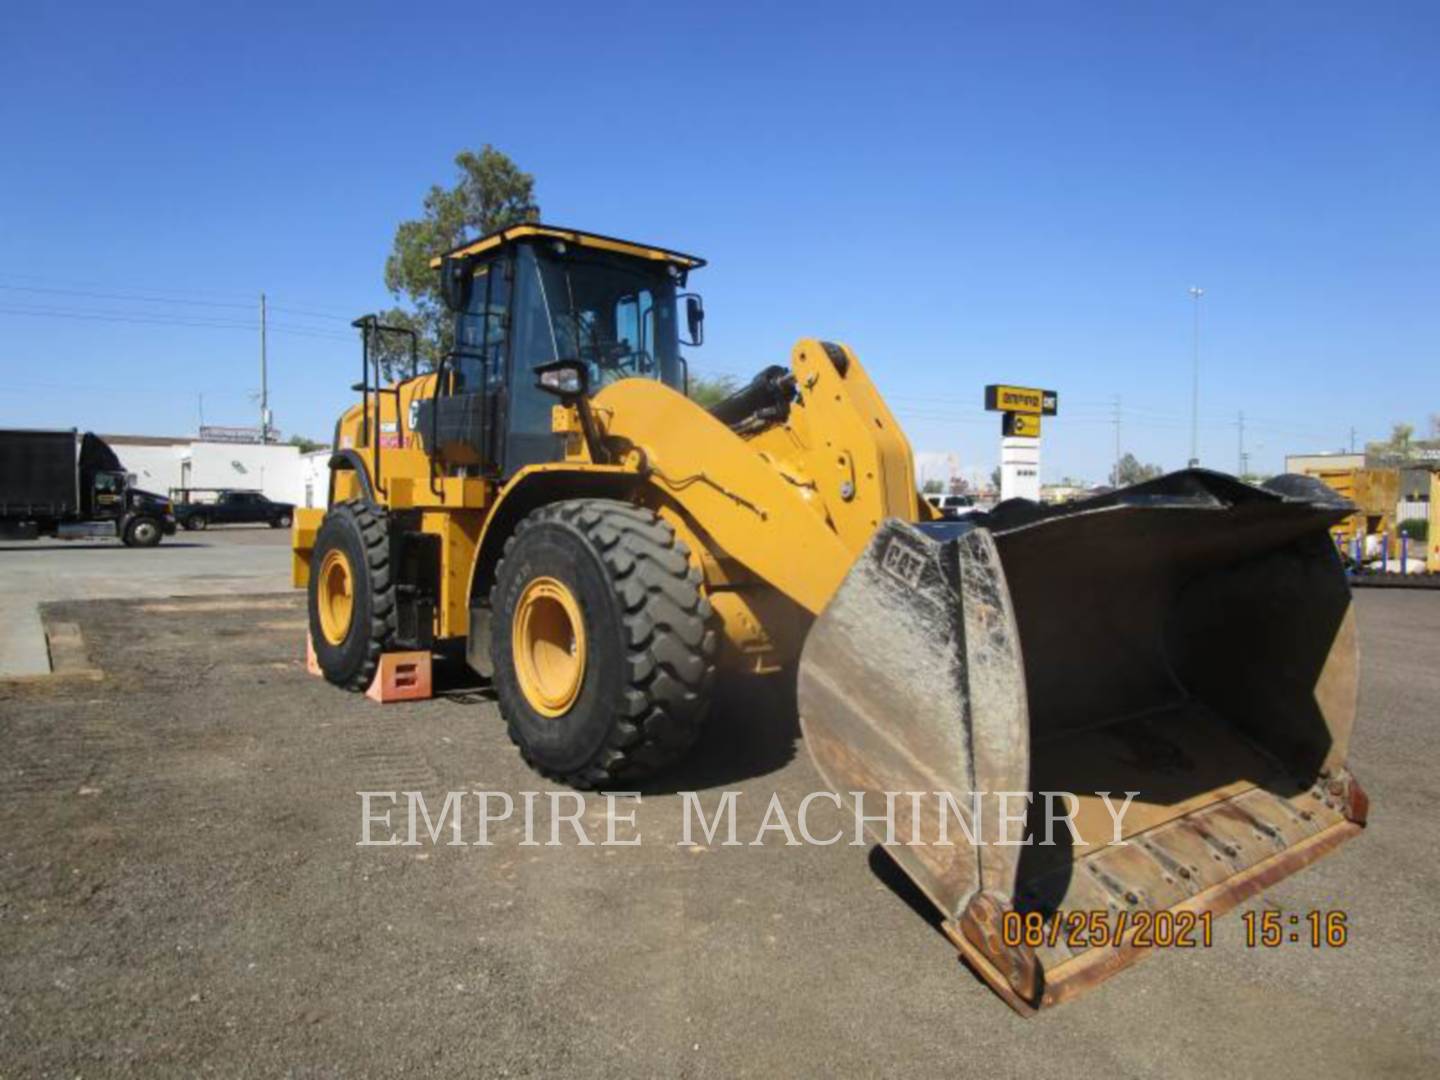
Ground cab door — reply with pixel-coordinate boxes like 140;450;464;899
91;472;126;520
423;253;511;472
499;246;565;475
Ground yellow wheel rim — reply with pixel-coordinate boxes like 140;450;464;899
512;576;586;717
317;548;355;645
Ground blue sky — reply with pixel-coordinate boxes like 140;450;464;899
2;1;1435;484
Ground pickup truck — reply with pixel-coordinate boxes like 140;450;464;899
177;490;295;530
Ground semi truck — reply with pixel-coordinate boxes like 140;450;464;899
0;429;176;546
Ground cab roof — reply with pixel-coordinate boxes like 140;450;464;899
430;223;706;271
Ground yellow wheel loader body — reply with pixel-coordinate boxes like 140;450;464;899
294;223;1367;1012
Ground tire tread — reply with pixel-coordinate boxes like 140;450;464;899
315;499;395;691
493;499;717;788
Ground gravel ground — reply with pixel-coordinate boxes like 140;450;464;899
0;589;1437;1077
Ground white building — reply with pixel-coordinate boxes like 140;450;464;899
299;449;333;509
104;435;310;505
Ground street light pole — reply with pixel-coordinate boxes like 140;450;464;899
1188;286;1204;467
1112;394;1122;486
259;292;270;443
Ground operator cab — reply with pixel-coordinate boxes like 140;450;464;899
91;469;129;516
433;224;705;475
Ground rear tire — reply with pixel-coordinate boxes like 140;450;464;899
490;499;717;788
308;500;395;690
189;514;209;531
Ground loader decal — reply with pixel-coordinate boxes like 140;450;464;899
880;536;926;588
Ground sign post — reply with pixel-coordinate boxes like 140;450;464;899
984;384;1058;502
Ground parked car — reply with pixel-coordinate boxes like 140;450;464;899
177;490;294;530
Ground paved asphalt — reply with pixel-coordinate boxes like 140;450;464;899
0;535;1437;1077
0;528;292;677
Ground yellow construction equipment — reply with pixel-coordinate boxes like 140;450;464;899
1430;471;1440;573
1304;465;1399;559
293;223;1368;1011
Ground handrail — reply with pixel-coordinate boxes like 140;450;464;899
349;316;422;502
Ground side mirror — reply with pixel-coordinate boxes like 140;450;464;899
534;358;588;399
681;294;704;346
439;256;473;313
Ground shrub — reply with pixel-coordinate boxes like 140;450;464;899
1398;518;1428;543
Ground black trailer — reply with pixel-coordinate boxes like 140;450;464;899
0;429;177;546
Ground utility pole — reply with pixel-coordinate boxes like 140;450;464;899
1112;395;1122;486
1237;410;1246;477
259;292;269;443
1188;286;1204;467
1349;426;1356;453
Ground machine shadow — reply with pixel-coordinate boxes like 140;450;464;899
639;674;801;795
431;657;800;793
866;845;944;930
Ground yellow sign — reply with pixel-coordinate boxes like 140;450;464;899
985;384;1059;415
1003;412;1042;438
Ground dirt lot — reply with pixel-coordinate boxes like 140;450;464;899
2;588;1438;1078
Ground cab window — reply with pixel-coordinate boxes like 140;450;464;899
456;258;510;392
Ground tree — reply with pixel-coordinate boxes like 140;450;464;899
1367;421;1425;465
989;465;1001;491
686;372;738;409
1388;422;1415;461
288;434;328;454
921;478;943;494
1110;452;1163;487
376;146;539;377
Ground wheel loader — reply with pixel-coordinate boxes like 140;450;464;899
293;223;1368;1011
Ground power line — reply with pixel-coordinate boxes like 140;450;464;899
0;303;356;342
267;303;355;322
0;282;254;310
0;274;361;323
0;304;262;330
0;271;257;302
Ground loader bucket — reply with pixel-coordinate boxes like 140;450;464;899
798;470;1367;1013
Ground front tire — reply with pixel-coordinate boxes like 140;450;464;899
308;500;394;690
123;517;163;547
490;500;717;788
271;513;293;529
